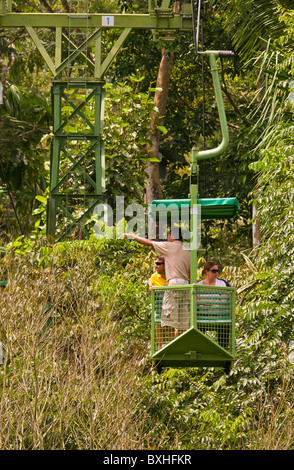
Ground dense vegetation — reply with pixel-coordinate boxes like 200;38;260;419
0;229;293;450
0;0;294;450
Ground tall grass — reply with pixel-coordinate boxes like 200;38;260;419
1;241;294;450
0;248;147;450
248;378;294;450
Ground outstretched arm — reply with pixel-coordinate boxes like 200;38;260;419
122;233;154;247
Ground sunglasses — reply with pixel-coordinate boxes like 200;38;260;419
155;262;164;266
209;269;219;273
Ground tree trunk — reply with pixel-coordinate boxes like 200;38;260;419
145;49;174;205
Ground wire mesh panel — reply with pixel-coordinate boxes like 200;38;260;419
152;285;191;353
196;286;234;354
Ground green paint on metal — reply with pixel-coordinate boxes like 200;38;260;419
151;284;236;368
189;149;199;285
0;4;193;31
26;26;56;76
48;81;106;240
55;29;99;76
192;52;230;161
149;198;240;221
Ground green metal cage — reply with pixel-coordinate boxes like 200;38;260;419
151;284;235;370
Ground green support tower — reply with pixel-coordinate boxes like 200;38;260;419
0;0;194;240
48;80;106;240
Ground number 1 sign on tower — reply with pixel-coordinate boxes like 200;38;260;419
102;16;114;26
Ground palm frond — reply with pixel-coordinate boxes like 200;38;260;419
209;0;284;61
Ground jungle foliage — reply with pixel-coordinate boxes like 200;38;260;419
0;0;294;450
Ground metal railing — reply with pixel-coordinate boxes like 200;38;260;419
151;283;235;357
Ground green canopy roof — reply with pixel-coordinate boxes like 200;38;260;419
149;198;240;221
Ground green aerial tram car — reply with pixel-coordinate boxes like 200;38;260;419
150;283;236;370
149;51;238;373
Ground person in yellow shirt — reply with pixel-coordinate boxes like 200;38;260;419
148;256;168;349
148;255;167;291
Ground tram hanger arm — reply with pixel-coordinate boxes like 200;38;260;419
193;50;234;162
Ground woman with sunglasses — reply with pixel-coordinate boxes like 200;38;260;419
197;261;230;350
197;261;229;286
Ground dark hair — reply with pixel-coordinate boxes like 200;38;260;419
202;261;219;277
167;227;183;241
156;255;165;264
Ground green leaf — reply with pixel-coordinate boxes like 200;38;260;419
156;125;168;134
35;195;47;205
